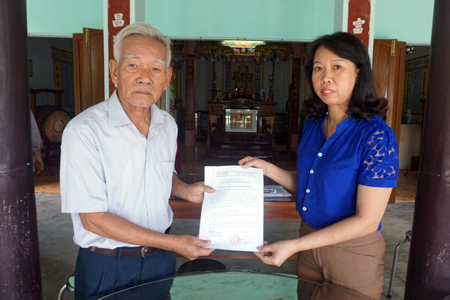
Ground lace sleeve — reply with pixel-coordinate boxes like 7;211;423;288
358;126;399;187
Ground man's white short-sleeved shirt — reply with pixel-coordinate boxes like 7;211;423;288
60;91;177;249
30;110;42;151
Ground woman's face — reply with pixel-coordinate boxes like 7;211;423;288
311;45;359;111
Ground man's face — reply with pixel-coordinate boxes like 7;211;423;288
109;35;172;108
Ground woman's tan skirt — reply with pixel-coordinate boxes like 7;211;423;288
296;220;385;300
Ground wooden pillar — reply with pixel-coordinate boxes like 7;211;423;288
404;0;450;298
287;57;301;152
184;42;197;146
0;1;43;299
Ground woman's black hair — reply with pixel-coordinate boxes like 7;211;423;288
303;32;388;121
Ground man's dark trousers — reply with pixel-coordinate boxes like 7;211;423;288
74;246;176;299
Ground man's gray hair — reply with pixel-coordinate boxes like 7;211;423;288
113;22;172;68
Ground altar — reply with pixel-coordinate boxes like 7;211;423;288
206;98;277;161
187;40;300;155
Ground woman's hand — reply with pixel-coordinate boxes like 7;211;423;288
238;156;272;175
253;239;298;267
238;156;298;192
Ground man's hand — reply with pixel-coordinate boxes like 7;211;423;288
171;235;215;260
32;149;44;175
172;173;215;203
79;212;215;260
183;181;215;203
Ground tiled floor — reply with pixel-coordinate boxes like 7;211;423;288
36;191;415;300
395;170;419;202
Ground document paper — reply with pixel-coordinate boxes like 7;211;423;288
199;165;264;251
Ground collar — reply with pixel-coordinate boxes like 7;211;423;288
321;111;355;134
149;103;164;131
107;90;165;130
108;91;133;127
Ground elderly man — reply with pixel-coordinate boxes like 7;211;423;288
61;22;215;299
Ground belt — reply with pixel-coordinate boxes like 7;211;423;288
88;245;158;257
88;227;171;258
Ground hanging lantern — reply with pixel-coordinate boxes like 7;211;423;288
255;43;294;61
194;42;234;61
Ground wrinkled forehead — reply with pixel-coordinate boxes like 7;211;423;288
119;35;168;65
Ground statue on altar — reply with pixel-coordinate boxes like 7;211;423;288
240;65;254;90
232;63;254;93
232;65;241;88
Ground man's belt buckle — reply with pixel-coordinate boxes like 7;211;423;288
141;246;147;257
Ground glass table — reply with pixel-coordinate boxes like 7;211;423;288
94;270;373;300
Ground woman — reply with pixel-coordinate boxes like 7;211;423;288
239;32;398;299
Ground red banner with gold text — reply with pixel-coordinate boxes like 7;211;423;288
348;0;371;49
108;0;130;96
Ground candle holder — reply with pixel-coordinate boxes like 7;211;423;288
235;87;247;99
267;76;274;103
210;74;220;101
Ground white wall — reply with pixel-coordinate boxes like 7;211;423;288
374;0;434;44
398;46;431;169
145;0;335;41
27;0;103;36
28;37;73;106
399;124;422;169
26;0;434;44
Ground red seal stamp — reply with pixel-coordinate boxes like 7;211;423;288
230;234;241;245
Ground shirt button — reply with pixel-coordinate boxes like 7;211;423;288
306;189;310;193
318;153;323;157
303;207;307;211
310;170;314;174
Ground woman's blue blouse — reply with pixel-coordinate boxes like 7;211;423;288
296;114;399;230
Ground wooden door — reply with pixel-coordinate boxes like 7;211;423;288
73;28;104;115
372;39;406;203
